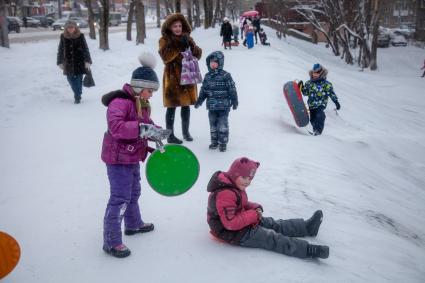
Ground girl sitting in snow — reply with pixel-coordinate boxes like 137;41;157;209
207;157;329;259
298;63;341;135
101;53;171;258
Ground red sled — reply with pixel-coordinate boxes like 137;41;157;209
283;81;309;127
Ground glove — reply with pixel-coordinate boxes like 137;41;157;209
194;103;201;109
58;64;64;70
335;100;341;110
139;123;171;141
232;104;238;110
85;62;91;70
180;35;189;48
298;80;304;92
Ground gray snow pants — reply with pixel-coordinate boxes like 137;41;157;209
239;216;309;258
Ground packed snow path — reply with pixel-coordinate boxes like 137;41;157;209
1;26;424;282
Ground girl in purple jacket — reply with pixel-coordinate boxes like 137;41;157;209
101;53;171;258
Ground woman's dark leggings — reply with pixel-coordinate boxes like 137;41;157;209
165;106;190;135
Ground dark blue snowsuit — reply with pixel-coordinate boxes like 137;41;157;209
195;51;238;146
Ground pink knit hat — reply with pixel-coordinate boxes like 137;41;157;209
226;157;260;182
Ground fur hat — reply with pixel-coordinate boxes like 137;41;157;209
223;17;230;22
309;63;328;81
226;157;260;182
130;53;159;91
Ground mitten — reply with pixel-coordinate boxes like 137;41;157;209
58;64;64;70
85;62;91;70
334;100;341;110
140;124;171;141
298;80;304;92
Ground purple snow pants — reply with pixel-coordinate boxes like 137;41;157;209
103;163;144;248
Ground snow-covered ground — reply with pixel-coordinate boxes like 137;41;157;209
1;25;424;283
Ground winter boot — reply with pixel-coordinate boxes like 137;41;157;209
209;143;218;150
306;244;329;259
181;106;193;142
219;144;227;152
166;108;183;144
167;134;183;144
103;244;131;258
124;223;154;235
305;210;323;237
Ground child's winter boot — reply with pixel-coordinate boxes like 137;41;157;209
209;143;218;150
124;223;155;235
305;210;323;236
103;244;131;258
306;244;329;259
219;144;227;152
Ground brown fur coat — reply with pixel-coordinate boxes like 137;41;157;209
158;13;202;107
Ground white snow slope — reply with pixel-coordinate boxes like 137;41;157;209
1;26;425;283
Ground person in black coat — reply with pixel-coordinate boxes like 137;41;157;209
57;20;92;104
252;16;261;44
220;18;233;50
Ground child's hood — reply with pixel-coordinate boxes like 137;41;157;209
206;51;225;72
207;171;238;192
101;84;136;107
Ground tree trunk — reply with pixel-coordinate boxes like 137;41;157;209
99;1;109;50
194;0;201;27
127;0;135;41
203;0;211;28
370;0;381;71
212;0;220;28
165;0;174;14
156;0;160;28
0;0;10;48
86;0;96;40
187;0;193;29
135;0;145;45
221;0;227;19
175;0;181;13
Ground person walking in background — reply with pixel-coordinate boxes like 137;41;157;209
158;13;203;144
56;20;92;104
220;17;233;50
252;16;261;44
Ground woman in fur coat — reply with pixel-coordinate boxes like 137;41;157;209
57;20;92;104
158;13;202;144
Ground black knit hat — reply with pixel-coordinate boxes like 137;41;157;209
131;53;159;91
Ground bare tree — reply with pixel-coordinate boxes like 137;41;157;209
127;0;135;41
212;0;220;27
156;0;161;28
187;0;193;28
135;0;146;45
204;0;213;28
0;0;9;48
194;0;201;28
99;0;110;50
175;0;181;12
85;0;96;40
369;0;382;70
165;0;174;14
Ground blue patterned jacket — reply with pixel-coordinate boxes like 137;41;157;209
196;51;238;111
302;78;338;109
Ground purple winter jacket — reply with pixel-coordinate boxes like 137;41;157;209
101;84;155;164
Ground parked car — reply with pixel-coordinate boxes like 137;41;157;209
24;17;41;27
9;16;23;27
377;33;390;48
52;18;68;30
393;24;415;38
6;17;21;33
70;17;88;28
32;15;54;27
391;33;407;47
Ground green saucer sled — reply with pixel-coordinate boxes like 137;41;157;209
145;144;200;196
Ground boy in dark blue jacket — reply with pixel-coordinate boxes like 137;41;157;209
195;51;238;152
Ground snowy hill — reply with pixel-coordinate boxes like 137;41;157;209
1;26;424;282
